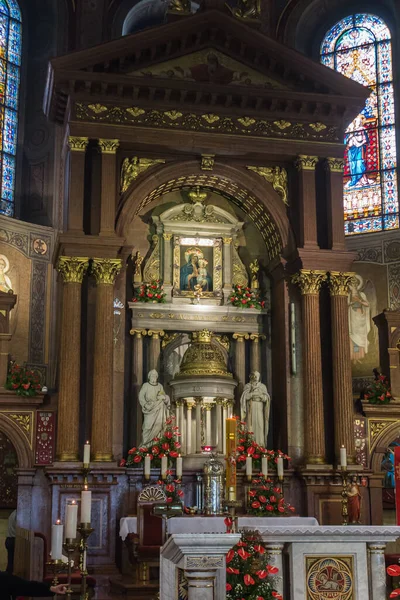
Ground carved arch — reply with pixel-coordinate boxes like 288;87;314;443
0;413;32;468
369;420;400;473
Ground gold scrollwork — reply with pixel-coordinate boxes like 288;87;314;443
201;154;215;171
249;333;266;342
328;271;356;296
295;155;318;171
120;157;165;193
87;104;107;114
68;136;89;152
370;420;395;440
162;332;180;349
148;330;165;339
98;138;119;154
57;257;89;284
291;270;327;295
213;334;230;352
232;245;248;287
213;239;223;291
233;333;250;342
309;122;327;132
143;235;161;283
164;110;183;120
130;329;147;338
201;113;220;124
91;258;122;285
247;166;288;205
326;157;345;173
249;259;260;289
6;413;33;447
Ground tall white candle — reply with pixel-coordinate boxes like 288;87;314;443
83;442;90;465
340;445;347;469
161;455;168;480
261;455;269;478
81;486;92;524
277;455;284;480
176;454;183;479
246;455;252;478
51;520;63;560
65;501;78;539
144;454;151;478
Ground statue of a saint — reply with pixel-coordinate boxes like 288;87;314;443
240;371;270;447
347;476;362;524
139;370;170;447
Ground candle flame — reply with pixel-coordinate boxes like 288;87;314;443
71;500;76;505
84;484;88;491
86;441;90;445
56;519;61;524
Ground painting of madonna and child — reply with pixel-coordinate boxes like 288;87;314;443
179;246;213;292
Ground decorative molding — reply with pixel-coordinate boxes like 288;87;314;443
356;246;383;263
328;271;356;297
91;258;122;285
384;240;400;263
233;333;250;342
57;256;89;284
325;157;344;173
4;412;33;448
295;155;318;171
246;166;288;205
388;263;400;310
35;412;55;465
201;154;215;171
186;555;224;569
148;329;165;339
98;138;119;154
161;332;179;348
68;136;89;152
120;156;165;193
291;270;326;295
29;261;47;364
163;233;173;241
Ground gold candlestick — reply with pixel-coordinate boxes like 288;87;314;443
82;464;90;486
46;559;64;586
78;523;94;600
341;468;348;526
63;539;77;600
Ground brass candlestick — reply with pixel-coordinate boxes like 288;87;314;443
341;468;348;526
78;523;94;600
63;539;77;600
225;500;242;533
46;559;64;586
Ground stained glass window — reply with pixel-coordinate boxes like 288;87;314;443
0;0;21;217
321;14;397;235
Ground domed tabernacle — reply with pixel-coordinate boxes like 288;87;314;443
174;329;232;378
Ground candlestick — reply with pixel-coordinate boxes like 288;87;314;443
277;455;284;481
246;455;252;481
340;445;347;469
51;520;63;560
78;523;94;600
83;441;90;466
161;455;168;480
65;501;78;540
176;454;183;479
225;418;237;502
63;538;76;600
341;469;349;526
81;486;92;524
144;454;151;480
261;455;268;478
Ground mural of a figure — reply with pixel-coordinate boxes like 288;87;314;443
0;255;12;293
348;275;376;362
345;115;373;188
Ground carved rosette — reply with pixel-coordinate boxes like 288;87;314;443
68;136;89;152
295;155;318;171
201;154;215;170
91;258;122;285
98;138;119;154
325;157;344;173
328;271;356;296
291;270;327;295
57;257;89;284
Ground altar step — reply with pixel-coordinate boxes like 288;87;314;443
109;576;159;599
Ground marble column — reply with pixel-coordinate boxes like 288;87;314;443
292;270;326;464
98;139;119;235
215;398;223;453
222;236;232;302
205;403;212;446
368;544;387;600
67;137;88;232
91;258;122;461
233;333;249;410
264;544;284;596
325;158;346;251
195;397;202;453
328;272;356;462
185;571;215;600
186;401;194;455
295;155;319;249
249;334;266;373
131;329;147;446
148;330;164;372
56;257;89;461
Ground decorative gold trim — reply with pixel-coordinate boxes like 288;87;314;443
246;166;288;205
162;332;180;348
120;157;165;193
91;258;122;285
130;329;148;338
163;233;173;241
58;451;80;462
68;136;88;152
148;330;165;339
4;412;33;448
98;138;119;154
213;238;223;292
326;157;344;173
143;235;161;283
201;154;215;171
328;272;356;296
309;122;327;132
223;237;232;245
233;333;250;342
291;270;327;295
295;155;318;171
57;257;89;284
249;333;266;342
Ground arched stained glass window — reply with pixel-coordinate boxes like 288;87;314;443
321;14;397;235
0;0;21;217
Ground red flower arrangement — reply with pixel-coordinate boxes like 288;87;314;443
5;364;42;397
132;280;166;303
365;374;392;405
226;531;283;600
230;284;265;310
247;476;296;517
157;470;184;504
387;563;400;597
235;420;290;473
122;417;182;469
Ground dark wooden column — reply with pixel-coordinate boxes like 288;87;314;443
325;158;346;251
98;139;119;236
67;137;89;232
295;155;319;249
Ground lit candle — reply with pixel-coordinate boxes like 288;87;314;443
80;486;92;524
51;520;63;560
144;454;151;479
261;455;269;478
277;455;284;480
176;454;183;479
246;455;252;479
340;445;347;469
65;501;78;539
83;441;90;465
161;455;168;480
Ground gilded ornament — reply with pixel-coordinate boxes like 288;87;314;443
148;329;165;339
232;245;248;287
231;0;260;20
163;233;173;241
274;120;291;130
87;103;107;114
237;117;256;127
174;329;232;378
201;154;215;171
126;107;145;117
68;136;88;152
57;256;89;284
223;237;232;245
130;329;147;338
91;258;122;285
143;235;160;283
370;420;394;441
295;155;318;171
233;333;249;342
188;186;208;203
249;259;260;289
328;271;356;296
247;166;288;205
309;122;327;132
120;157;165;193
6;413;33;447
98;138;119;154
326;157;344;173
201;113;220;124
162;332;179;349
214;334;230;352
132;250;144;283
213;241;223;291
164;110;183;120
250;333;266;342
168;0;191;12
291;270;327;295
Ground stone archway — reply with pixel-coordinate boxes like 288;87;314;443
369;421;400;473
0;414;32;470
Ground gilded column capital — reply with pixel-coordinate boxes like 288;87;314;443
130;329;147;338
175;399;184;407
91;258;122;285
249;333;266;342
223;237;232;245
186;401;195;410
325;157;344;173
233;333;249;342
291;270;327;295
98;138;119;154
204;403;213;411
163;232;173;241
215;397;225;405
328;271;356;296
57;256;89;284
194;396;203;405
148;329;165;339
68;136;89;152
295;155;318;171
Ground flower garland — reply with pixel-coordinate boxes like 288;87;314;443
247;476;296;516
235;420;290;472
230;284;265;310
226;531;283;600
132;280;166;303
5;364;42;397
120;417;181;469
157;470;184;504
365;374;392;404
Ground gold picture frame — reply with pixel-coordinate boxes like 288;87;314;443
173;235;223;298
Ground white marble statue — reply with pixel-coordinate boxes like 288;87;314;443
240;371;270;447
139;370;170;446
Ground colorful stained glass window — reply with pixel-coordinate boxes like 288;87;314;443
0;0;21;217
321;14;398;235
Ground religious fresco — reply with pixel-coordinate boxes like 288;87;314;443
306;556;354;600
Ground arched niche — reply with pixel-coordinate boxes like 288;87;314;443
0;413;32;469
369;420;400;473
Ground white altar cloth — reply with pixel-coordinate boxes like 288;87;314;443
119;516;137;541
